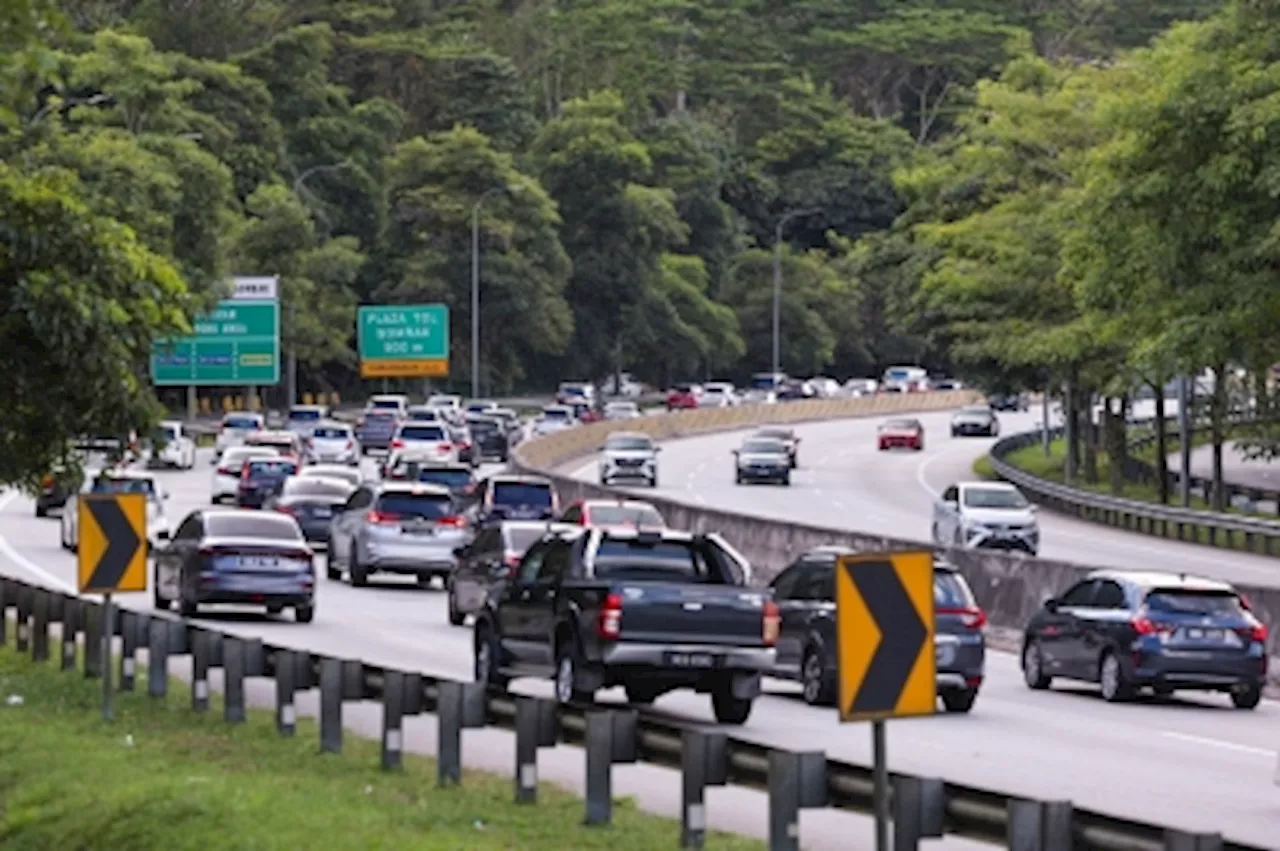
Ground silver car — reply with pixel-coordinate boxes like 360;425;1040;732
306;421;360;465
286;404;329;439
933;481;1039;555
327;482;470;587
598;431;659;486
604;401;641;420
214;412;265;460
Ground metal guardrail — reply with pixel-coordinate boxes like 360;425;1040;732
989;425;1280;556
0;575;1248;851
1124;425;1280;517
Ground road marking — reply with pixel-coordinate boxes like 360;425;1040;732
0;491;77;593
914;441;980;498
1161;731;1275;759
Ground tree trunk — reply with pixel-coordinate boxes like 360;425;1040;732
1064;373;1078;484
1211;361;1227;511
1106;397;1128;495
1082;388;1099;484
1152;382;1169;504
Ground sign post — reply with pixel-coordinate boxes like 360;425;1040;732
835;551;935;851
357;304;450;379
77;493;148;721
151;276;280;389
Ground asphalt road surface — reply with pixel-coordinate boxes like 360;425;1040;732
1181;442;1280;495
1;445;1278;845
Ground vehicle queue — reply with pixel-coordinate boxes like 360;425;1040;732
33;384;1271;727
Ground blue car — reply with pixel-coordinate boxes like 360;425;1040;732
236;457;299;509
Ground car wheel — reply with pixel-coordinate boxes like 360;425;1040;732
473;624;508;688
325;555;341;582
599;475;609;486
178;595;198;618
940;687;978;713
1099;651;1133;702
35;503;47;518
711;687;753;724
266;604;284;616
447;587;465;626
1022;641;1051;690
1231;685;1262;709
348;544;369;587
152;576;170;611
734;472;743;485
801;649;834;706
295;604;315;624
554;642;594;704
649;475;658;488
781;473;791;486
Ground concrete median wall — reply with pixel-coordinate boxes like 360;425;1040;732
511;393;1280;659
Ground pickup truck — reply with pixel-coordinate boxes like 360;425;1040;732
472;526;776;724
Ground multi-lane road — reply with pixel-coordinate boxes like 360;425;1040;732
0;412;1277;845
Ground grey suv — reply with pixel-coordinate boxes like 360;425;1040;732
327;481;469;587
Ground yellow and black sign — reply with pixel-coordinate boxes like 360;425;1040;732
77;493;148;594
359;358;449;378
836;551;935;722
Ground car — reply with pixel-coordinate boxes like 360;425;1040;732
465;415;509;462
146;421;197;469
36;437;123;517
700;382;737;407
560;498;666;529
604;401;641;420
733;437;791;485
214;412;265;459
988;393;1030;412
877;418;925;451
843;378;878;397
472;526;773;723
327;482;470;587
265;475;354;549
405;405;444;423
211;446;281;503
931;378;964;391
932;481;1039;555
1021;571;1267;708
951;406;1000;437
532;405;575;437
152;509;315;622
305;421;360;466
556;382;594;406
387;422;459;468
754;427;799;467
767;547;986;712
388;461;478;503
426;394;463;411
244;429;304;460
665;383;700;410
446;521;576;625
472;474;559;523
285;404;329;439
489;407;521;437
366;394;410;417
466;400;500;415
356;409;401;454
61;469;171;553
444;420;478;467
298;464;363;490
236;456;300;509
598;431;659;487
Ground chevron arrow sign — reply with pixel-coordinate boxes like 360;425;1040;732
835;551;935;722
78;493;148;594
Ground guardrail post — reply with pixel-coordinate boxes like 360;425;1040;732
342;659;365;700
1164;830;1223;851
118;610;137;686
15;587;31;653
1007;799;1072;851
147;617;169;698
191;630;211;712
893;776;947;850
275;649;296;736
31;590;49;661
584;710;614;826
514;696;557;804
437;680;464;786
319;657;343;754
82;602;101;678
224;636;246;724
768;751;825;851
0;580;8;647
402;671;422;717
681;730;728;848
381;670;405;771
61;599;80;671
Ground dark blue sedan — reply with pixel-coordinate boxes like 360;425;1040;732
236;457;299;509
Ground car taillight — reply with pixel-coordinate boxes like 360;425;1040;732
1239;622;1268;642
346;440;354;449
391;438;405;448
276;504;297;515
597;593;623;639
437;515;466;527
1131;615;1173;636
240;466;251;481
763;600;780;647
366;510;400;524
503;553;522;569
938;606;987;629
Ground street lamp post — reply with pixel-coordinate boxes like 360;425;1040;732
772;208;820;379
471;184;523;400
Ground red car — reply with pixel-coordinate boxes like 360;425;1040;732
559;499;667;530
666;383;700;410
877;418;925;451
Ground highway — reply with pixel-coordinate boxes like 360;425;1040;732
1183;442;1280;494
0;441;1278;846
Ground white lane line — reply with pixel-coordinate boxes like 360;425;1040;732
1161;731;1275;759
0;491;76;593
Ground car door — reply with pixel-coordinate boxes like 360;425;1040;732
458;526;497;609
769;562;812;676
331;487;374;560
525;539;573;668
158;513;202;601
1040;579;1099;678
498;541;548;665
936;485;960;541
1077;579;1130;677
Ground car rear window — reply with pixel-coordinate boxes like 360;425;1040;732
289;409;322;421
934;571;976;608
1145;589;1244;616
224;415;261;430
593;540;715;581
742;440;786;454
401;425;448;440
370;399;402;409
364;411;397;422
375;493;454;519
493;482;553;508
283;478;351;498
884;420;918;430
408;410;440;421
247;460;298;476
91;477;155;496
207;514;302;540
588;505;665;527
468;419;500;433
415;469;473;489
311;426;348;438
543;409;570;420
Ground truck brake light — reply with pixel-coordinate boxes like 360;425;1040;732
762;600;780;646
597;593;623;640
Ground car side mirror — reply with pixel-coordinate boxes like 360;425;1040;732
1044;597;1060;613
731;449;739;456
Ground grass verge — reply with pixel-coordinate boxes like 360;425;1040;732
0;647;760;850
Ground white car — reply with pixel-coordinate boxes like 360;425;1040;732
61;469;171;552
426;394;462;411
147;421;196;469
406;405;444;423
211;446;280;503
700;382;737;407
599;432;659;487
532;405;576;436
932;482;1039;556
214;411;264;460
843;378;879;397
285;404;329;439
306;421;360;465
300;464;363;490
604;401;641;420
389;422;458;463
367;394;410;417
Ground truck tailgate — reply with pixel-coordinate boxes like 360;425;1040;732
615;583;768;646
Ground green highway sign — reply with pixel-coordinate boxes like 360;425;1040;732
357;304;450;378
151;300;280;386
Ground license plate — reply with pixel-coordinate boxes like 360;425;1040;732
1181;628;1224;641
664;652;721;669
313;507;331;518
218;555;284;571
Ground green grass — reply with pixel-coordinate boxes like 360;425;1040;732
0;648;760;851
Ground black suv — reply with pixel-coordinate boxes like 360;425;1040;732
768;546;987;713
471;474;559;523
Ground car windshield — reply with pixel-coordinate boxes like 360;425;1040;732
959;407;990;417
962;487;1028;509
223;415;261;430
884;420;919;431
247;460;298;477
606;436;652;451
588;505;665;527
543;409;570;420
224;448;276;466
375;493;453;519
493;482;553;508
408;409;439;421
468;419;500;434
153;425;179;442
593;539;717;582
289;409;322;421
207;514;302;540
401;425;448;440
413;468;473;489
758;429;792;439
1145;589;1244;616
311;426;350;439
370;399;402;410
91;477;156;496
742;440;786;454
283;478;351;499
935;571;977;608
